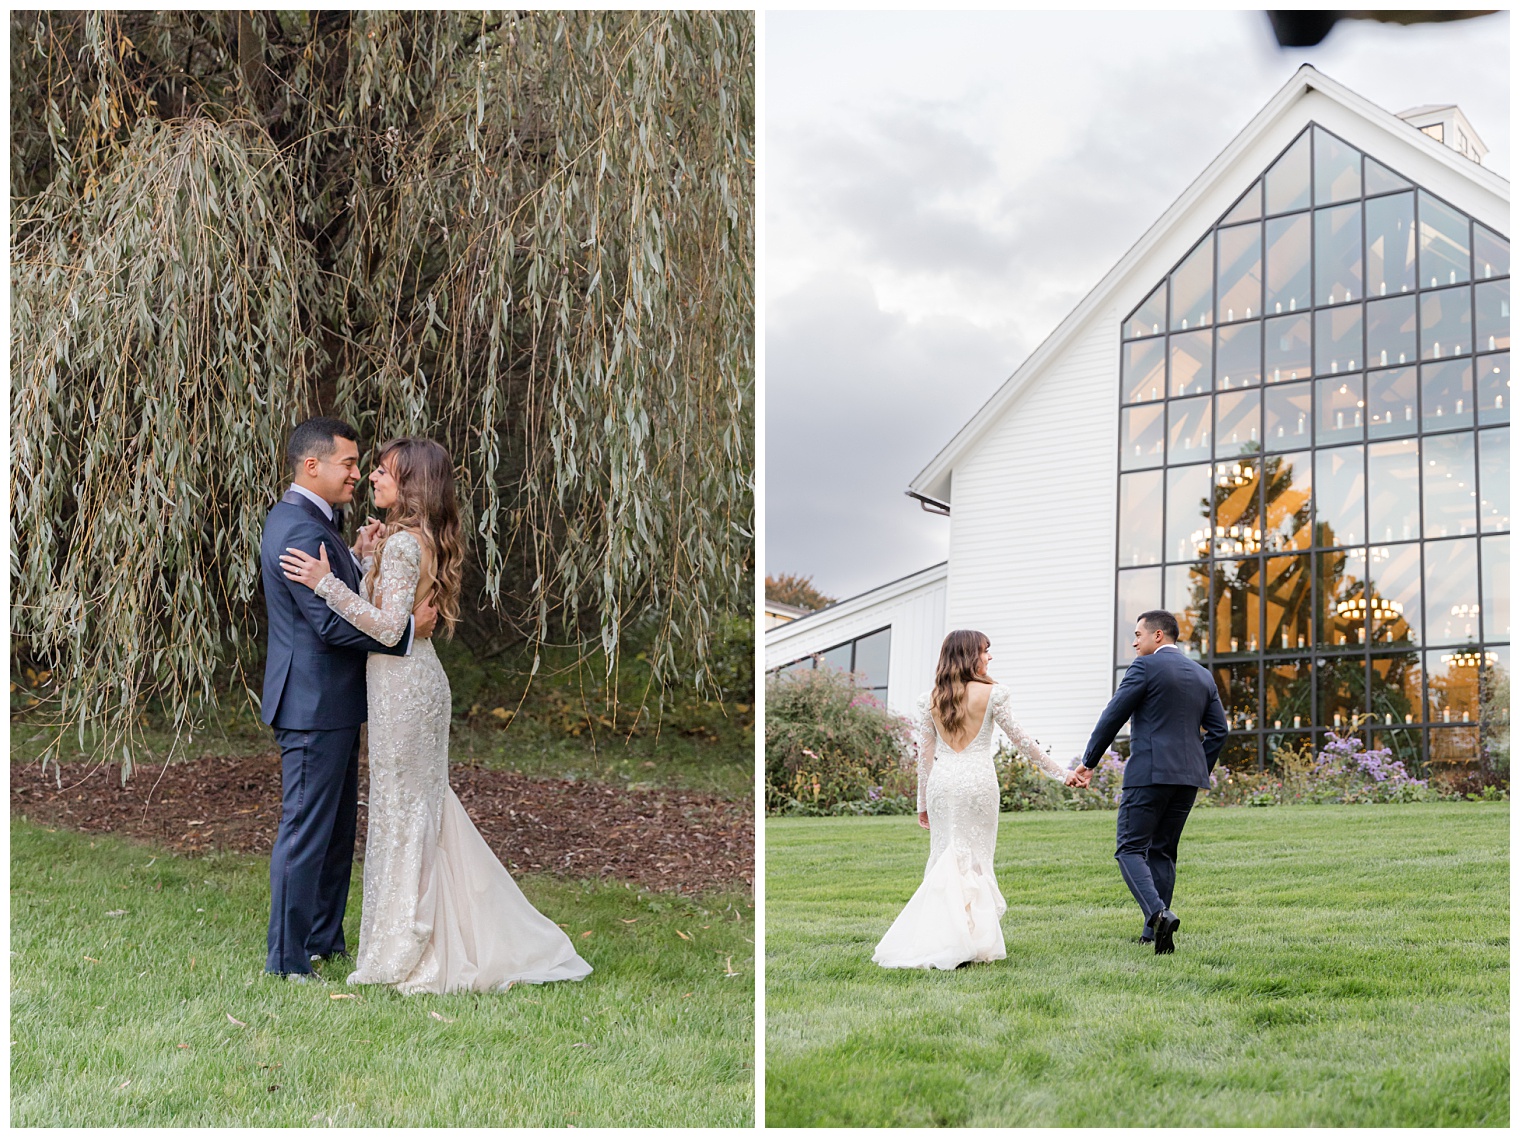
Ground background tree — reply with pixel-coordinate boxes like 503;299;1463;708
11;11;754;778
764;573;835;613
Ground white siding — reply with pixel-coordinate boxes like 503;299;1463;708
764;566;947;715
944;311;1121;761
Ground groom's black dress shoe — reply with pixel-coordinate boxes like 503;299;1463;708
1148;909;1180;955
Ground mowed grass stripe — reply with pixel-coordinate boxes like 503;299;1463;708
12;822;753;1127
765;804;1507;1127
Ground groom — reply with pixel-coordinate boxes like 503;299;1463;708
1068;610;1227;954
260;416;438;980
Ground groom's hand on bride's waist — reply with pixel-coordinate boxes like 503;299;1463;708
413;599;440;639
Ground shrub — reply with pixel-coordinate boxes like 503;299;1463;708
764;668;914;814
998;746;1118;811
1203;729;1435;806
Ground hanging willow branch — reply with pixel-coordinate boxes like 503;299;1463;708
11;11;755;780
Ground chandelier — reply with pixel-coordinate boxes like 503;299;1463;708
1191;524;1262;556
1335;594;1404;622
1440;649;1498;669
1215;462;1254;489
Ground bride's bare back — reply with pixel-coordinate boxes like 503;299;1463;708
931;679;995;752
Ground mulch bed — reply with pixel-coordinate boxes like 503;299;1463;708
11;753;752;897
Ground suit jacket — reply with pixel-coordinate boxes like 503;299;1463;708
260;490;411;730
1080;647;1228;788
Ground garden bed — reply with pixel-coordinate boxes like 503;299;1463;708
11;752;752;897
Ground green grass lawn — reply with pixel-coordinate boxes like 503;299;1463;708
765;804;1508;1127
12;821;754;1126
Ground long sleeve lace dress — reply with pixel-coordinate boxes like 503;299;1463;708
314;530;591;993
872;684;1068;970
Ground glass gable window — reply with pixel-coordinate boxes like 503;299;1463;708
1116;123;1508;775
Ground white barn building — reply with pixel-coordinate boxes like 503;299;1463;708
766;66;1509;773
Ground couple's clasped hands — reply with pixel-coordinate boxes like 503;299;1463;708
279;519;440;638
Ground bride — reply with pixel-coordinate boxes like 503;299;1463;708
873;629;1069;970
280;437;591;993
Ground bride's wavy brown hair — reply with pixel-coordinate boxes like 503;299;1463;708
931;629;995;735
365;437;464;638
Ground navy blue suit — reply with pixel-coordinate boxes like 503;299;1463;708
260;489;412;974
1081;646;1228;935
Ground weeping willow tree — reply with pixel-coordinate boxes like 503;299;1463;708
11;11;754;778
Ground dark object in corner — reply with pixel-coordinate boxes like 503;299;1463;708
1267;10;1498;49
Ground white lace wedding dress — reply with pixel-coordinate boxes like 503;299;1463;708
314;530;591;993
873;684;1067;970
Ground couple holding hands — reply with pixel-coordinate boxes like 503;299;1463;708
874;612;1228;969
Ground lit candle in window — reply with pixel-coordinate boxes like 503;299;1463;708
1405;713;1413;723
1294;716;1302;728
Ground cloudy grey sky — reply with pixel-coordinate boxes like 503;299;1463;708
765;10;1509;602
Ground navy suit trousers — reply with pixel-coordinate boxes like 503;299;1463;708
266;725;361;974
1114;782;1198;935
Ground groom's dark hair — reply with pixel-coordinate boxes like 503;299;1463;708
287;416;359;475
1137;609;1180;642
